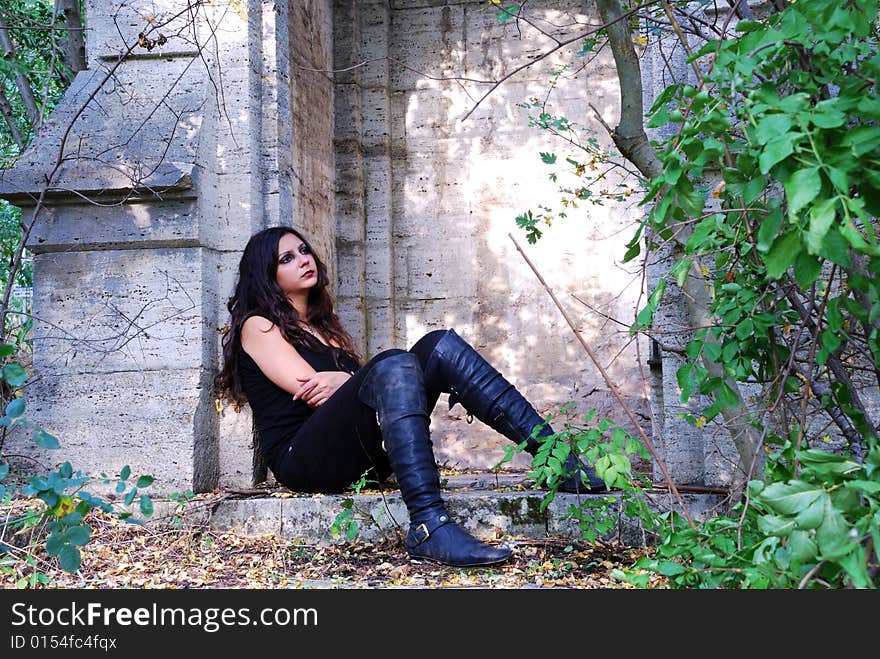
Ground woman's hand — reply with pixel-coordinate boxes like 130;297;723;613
293;371;351;407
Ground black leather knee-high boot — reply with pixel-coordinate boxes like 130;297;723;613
423;329;607;494
358;352;511;566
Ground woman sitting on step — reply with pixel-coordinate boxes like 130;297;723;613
214;226;606;567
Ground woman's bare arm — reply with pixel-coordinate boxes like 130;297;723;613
241;315;350;406
241;315;316;396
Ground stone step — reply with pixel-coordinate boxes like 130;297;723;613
161;472;724;546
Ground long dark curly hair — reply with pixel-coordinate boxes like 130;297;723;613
214;226;360;406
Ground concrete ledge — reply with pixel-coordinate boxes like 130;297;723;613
153;473;726;547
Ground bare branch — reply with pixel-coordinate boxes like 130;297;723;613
0;85;24;148
0;10;40;125
510;232;696;527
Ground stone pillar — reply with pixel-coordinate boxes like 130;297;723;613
340;0;396;357
333;0;365;353
641;25;707;486
0;0;334;494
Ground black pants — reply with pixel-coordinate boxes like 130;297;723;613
276;330;448;493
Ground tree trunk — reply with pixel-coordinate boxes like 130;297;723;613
596;0;762;485
0;86;25;149
54;0;86;77
0;11;40;126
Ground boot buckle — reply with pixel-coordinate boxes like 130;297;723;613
414;523;431;543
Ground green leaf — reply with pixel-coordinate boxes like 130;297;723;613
671;258;691;288
135;475;155;488
761;480;823;515
577;38;597;56
794;492;827;529
0;344;15;357
34;430;60;450
809;100;846;128
799;450;861;478
65;525;91;547
2;363;27;387
793;251;822;288
610;568;651;588
754;114;792;146
119;465;131;481
139;495;154;517
0;462;8;480
757;208;783;252
817;226;851;267
759;134;798;174
806;197;837;255
45;532;64;556
735;19;764;33
816;500;850;560
540;152;557;164
762;231;802;279
788;530;819;562
758;513;796;536
656;560;686;576
784;167;821;217
58;545;81;573
636;280;666;331
124;487;137;507
825;167;849;194
496;5;520;22
5;398;24;418
735;318;754;341
702;341;722;363
842;125;880;156
648;83;683;115
844;479;880;494
676;363;694;402
838;548;871;589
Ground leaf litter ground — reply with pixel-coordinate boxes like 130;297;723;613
1;495;664;589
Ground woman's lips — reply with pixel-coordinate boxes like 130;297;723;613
302;269;315;279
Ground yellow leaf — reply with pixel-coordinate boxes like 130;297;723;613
48;495;75;518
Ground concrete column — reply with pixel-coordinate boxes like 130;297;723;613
333;0;367;354
360;1;396;357
0;1;329;494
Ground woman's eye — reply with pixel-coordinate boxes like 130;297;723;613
299;245;310;255
279;254;292;264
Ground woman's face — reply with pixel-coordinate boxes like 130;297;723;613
275;232;318;299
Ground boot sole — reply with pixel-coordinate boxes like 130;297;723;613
407;552;512;568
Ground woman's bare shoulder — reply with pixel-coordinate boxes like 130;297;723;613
242;314;276;335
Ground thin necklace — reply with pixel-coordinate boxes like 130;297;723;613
301;321;320;339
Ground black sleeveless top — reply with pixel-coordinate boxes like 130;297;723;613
238;341;360;474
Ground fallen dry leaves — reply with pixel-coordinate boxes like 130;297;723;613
1;497;666;590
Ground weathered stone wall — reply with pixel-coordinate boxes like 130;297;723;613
0;1;338;494
0;1;731;495
334;1;650;472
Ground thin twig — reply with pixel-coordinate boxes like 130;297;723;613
509;233;695;527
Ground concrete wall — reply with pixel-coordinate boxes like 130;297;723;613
334;1;650;472
0;1;720;495
0;0;334;494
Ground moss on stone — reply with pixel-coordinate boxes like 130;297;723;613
498;496;547;525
